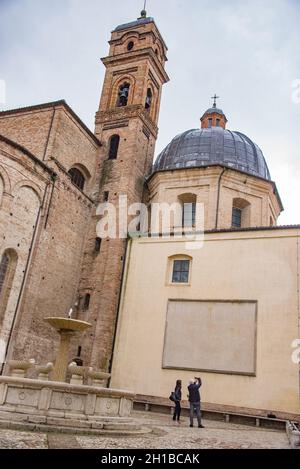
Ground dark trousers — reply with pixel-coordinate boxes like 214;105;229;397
173;401;181;421
189;402;201;426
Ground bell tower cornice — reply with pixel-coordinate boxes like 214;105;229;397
101;48;170;85
95;104;159;139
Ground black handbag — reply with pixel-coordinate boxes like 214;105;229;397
169;391;176;402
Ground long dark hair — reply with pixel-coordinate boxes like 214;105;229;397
175;379;182;389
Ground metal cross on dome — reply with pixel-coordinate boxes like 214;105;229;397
211;94;220;108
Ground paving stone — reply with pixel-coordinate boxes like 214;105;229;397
47;433;81;450
0;411;291;449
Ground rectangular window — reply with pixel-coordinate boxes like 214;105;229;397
183;203;196;227
172;260;190;283
216;118;220;127
232;207;242;228
208;118;213;128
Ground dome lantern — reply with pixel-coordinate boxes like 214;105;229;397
201;95;228;129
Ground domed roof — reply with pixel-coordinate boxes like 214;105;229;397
153;127;271;181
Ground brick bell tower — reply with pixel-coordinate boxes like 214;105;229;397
77;11;169;371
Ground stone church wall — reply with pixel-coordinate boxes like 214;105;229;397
0;107;55;160
9;167;94;365
0;106;100;367
0;139;51;364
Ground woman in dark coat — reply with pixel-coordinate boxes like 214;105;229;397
173;379;182;423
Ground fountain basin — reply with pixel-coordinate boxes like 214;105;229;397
44;317;91;333
0;376;136;432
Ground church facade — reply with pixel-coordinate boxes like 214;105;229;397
0;13;299;420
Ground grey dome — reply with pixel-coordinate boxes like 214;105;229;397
153;127;271;180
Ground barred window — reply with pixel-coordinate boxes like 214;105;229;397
68;168;85;191
232;207;242;228
172;260;190;284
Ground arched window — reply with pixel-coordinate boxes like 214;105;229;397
117;82;130;107
145;88;153;111
108;135;120;160
68;168;85;191
232;198;251;228
0;253;9;296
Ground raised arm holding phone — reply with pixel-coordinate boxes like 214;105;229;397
187;377;204;428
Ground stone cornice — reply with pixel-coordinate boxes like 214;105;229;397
148;164;283;211
96;105;158;139
101;48;170;84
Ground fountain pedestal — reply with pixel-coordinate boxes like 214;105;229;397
44;317;91;382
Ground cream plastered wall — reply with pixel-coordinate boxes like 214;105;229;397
111;228;300;416
148;167;282;230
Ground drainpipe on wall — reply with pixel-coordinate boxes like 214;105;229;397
215;167;227;230
44;173;57;229
0;180;51;376
107;236;132;386
43;108;56;161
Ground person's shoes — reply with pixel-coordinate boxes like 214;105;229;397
189;424;193;427
198;424;205;428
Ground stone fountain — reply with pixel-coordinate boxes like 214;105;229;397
44;316;91;382
0;314;141;435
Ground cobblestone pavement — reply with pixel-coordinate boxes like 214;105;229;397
0;429;47;449
0;411;290;449
78;412;290;449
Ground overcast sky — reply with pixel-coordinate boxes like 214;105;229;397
1;0;300;224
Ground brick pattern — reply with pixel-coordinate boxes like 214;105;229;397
0;105;99;367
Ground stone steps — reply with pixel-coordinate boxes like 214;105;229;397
0;409;149;436
0;417;150;437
